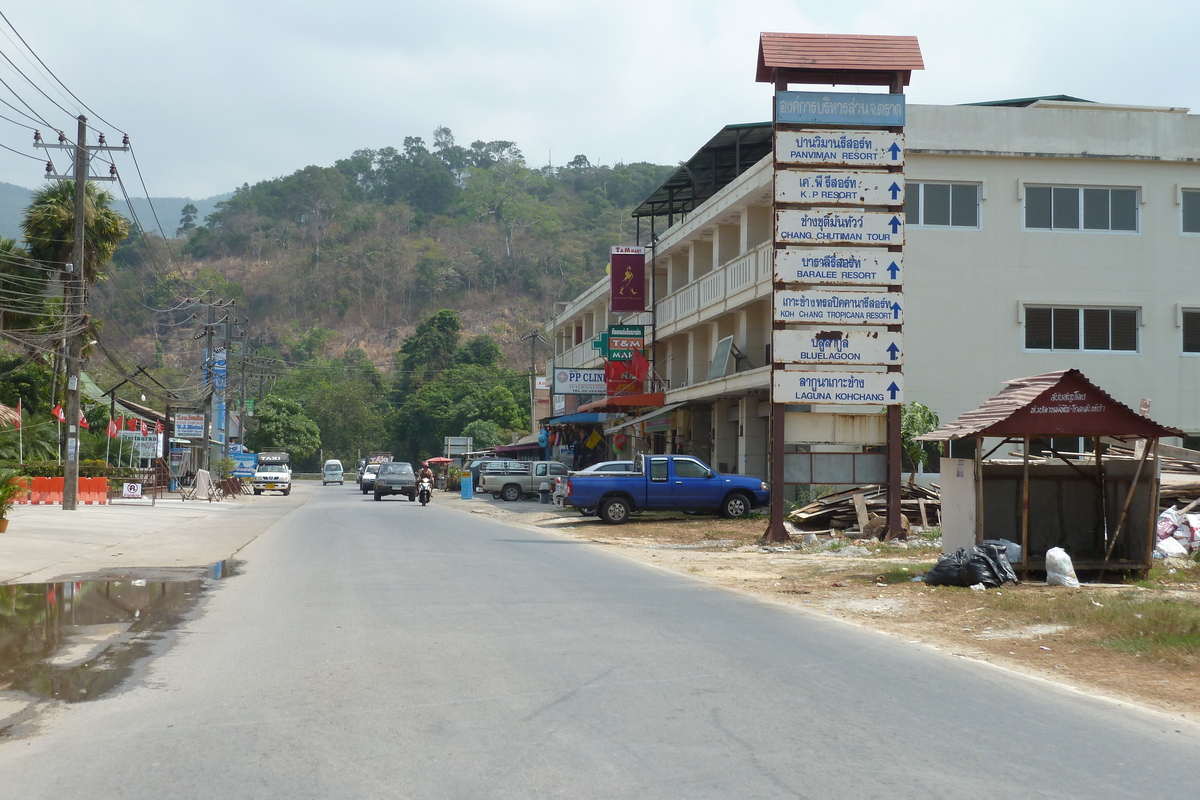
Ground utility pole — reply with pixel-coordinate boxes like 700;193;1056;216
35;116;127;510
202;302;215;472
520;330;549;434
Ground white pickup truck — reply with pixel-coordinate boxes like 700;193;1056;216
253;452;292;495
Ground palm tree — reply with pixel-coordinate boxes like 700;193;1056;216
21;181;130;285
0;237;46;331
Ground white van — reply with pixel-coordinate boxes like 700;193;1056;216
322;459;344;485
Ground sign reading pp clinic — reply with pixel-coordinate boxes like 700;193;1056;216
553;368;606;395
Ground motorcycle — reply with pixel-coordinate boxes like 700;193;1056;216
418;477;432;506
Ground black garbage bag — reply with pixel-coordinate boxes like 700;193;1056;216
966;543;1020;588
924;548;971;587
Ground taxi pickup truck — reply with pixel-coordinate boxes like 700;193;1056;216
253;452;292;496
566;454;769;524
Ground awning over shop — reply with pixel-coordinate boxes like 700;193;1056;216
606;402;685;434
544;412;608;425
577;393;665;413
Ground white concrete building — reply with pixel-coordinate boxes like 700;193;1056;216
548;97;1200;488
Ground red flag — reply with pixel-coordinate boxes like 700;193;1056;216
116;414;124;432
140;421;148;436
107;417;118;438
51;403;64;422
127;417;138;430
14;398;20;430
78;411;89;429
630;347;650;382
154;420;163;434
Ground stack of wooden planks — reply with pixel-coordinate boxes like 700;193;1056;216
787;483;941;532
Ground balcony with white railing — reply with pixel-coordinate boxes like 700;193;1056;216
653;240;772;334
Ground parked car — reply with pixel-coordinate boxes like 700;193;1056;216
374;461;417;501
566;454;769;524
479;460;569;501
360;463;381;494
322;459;344;485
576;460;637;474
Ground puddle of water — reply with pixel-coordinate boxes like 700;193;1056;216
0;560;240;705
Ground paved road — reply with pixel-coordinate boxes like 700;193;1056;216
1;482;1196;798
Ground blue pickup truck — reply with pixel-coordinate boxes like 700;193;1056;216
566;455;769;524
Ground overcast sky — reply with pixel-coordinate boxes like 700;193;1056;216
0;0;1196;204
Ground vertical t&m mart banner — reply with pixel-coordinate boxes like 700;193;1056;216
610;246;646;313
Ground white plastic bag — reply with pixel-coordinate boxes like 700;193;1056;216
1185;514;1200;552
1156;536;1188;557
1045;547;1080;588
1156;508;1183;540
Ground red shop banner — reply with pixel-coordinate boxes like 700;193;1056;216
610;246;646;313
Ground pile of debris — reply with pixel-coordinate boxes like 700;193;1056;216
787;483;941;535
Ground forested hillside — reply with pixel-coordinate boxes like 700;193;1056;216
103;128;670;366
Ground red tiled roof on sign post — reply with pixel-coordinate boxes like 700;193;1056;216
757;32;924;86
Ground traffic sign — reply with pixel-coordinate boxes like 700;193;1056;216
776;209;903;246
774;289;904;325
776;91;906;127
774;327;902;366
775;129;904;167
774;248;902;285
773;370;903;405
775;170;904;206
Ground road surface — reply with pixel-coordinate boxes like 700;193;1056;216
1;483;1194;798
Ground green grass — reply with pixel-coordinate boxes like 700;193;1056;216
876;562;937;584
991;590;1200;663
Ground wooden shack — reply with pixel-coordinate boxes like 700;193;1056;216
919;370;1183;576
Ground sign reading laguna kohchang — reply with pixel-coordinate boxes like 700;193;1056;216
773;370;903;405
553;368;606;396
775;130;903;167
775;170;904;206
776;91;906;127
774;248;902;285
776;209;903;246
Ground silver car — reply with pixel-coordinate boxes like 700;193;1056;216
374;461;417;501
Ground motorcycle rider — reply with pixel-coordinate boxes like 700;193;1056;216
418;463;435;500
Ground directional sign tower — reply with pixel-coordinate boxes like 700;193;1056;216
760;33;923;543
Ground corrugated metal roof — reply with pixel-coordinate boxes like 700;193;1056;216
756;33;923;84
918;369;1183;442
631;122;772;220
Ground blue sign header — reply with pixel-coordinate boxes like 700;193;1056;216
776;91;905;127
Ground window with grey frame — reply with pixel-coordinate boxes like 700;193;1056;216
1184;309;1200;354
905;182;979;227
1024;306;1139;352
1182;190;1200;234
1025;185;1138;231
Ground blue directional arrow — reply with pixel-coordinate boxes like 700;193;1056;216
888;142;902;160
890;302;902;319
886;261;900;280
888;216;902;234
886;342;901;361
887;381;901;400
888;182;902;200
